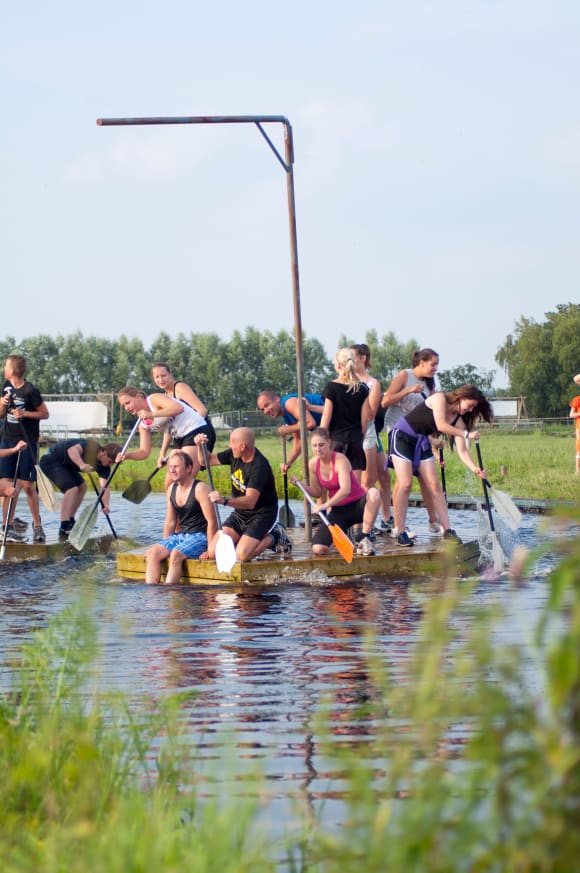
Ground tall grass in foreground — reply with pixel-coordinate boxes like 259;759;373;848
1;509;578;871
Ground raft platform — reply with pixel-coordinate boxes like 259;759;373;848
116;528;480;585
1;534;129;564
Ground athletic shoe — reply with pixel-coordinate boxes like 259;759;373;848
12;517;29;532
33;525;46;544
428;522;445;536
270;522;292;555
379;517;394;535
396;531;414;547
5;526;28;543
443;529;462;544
391;526;417;540
59;519;75;541
355;536;375;557
368;528;378;542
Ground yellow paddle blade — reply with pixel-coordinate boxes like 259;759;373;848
115;422;122;436
329;522;354;563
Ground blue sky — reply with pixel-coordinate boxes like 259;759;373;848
2;1;579;389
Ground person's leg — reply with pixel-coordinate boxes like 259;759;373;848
236;533;268;561
145;543;170;584
376;448;392;524
418;460;450;531
392;456;413;534
61;483;86;523
20;480;42;527
362;487;380;535
164;549;187;585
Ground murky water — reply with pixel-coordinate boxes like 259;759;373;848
0;495;553;820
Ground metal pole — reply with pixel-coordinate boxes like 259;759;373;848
97;114;311;537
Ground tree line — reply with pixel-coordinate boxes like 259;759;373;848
7;315;566;413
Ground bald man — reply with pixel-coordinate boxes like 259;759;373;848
195;427;292;562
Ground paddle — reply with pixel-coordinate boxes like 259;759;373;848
278;437;296;528
439;446;447;505
87;473;118;539
17;423;58;512
122;464;163;504
474;441;521;530
68;419;140;551
201;443;237;574
475;441;507;571
1;450;23;559
295;480;354;564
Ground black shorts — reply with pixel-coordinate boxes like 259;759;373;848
39;453;83;493
312;496;365;548
223;507;277;542
172;422;216;451
330;440;366;472
0;439;37;482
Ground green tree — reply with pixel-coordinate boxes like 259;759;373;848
496;303;580;417
437;364;495;393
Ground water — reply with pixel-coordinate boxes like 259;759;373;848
0;495;553;821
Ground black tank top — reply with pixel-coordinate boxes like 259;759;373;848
169;479;207;533
405;402;437;435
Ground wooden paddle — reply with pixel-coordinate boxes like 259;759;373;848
17;423;58;512
87;473;118;539
475;441;507;571
201;442;237;574
295;480;354;563
278;437;296;528
1;450;23;559
122;464;163;504
69;419;140;551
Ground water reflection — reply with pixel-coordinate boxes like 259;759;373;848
0;494;551;817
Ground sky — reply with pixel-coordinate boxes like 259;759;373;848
2;1;579;390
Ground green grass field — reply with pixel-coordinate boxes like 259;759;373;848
107;427;578;503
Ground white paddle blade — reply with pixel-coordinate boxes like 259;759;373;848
490;486;522;530
36;466;59;512
491;533;508;572
215;531;237;574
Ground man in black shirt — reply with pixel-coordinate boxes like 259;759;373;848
195;427;291;562
0;355;49;543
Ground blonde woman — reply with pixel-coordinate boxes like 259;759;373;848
321;348;371;483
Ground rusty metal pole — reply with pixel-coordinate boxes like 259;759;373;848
282;121;311;541
96;114;312;538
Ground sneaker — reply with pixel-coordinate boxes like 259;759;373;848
59;519;75;541
369;528;378;542
391;526;417;540
443;529;462;544
379;517;394;535
355;536;375;557
33;524;46;544
270;522;292;555
396;531;415;547
5;526;28;543
12;517;29;532
428;522;445;536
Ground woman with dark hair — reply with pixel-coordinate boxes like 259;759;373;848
151;362;216;451
388;385;493;547
381;347;441;537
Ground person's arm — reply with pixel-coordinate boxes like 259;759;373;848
12;400;50;422
146;394;183;419
278;396;317;437
320;397;333;430
361;395;372;434
282;433;302;472
290;459;323;498
381;371;423;409
97;477;112;513
429;394;481;442
66;443;93;473
161;491;178;538
193;433;220;467
0;439;27;457
119;425;152;461
367;380;381;417
158;432;171;467
214;486;261;512
175;383;208;418
197;482;218;544
452;426;486;478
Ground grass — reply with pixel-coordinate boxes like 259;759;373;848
104;427;578;503
1;509;578;870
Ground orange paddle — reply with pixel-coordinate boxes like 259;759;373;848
295;481;354;563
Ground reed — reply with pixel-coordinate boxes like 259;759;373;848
1;511;578;870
